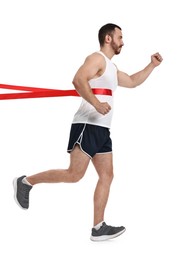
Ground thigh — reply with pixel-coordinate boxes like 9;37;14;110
69;145;91;176
92;152;113;178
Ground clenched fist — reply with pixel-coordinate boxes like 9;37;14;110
151;52;163;67
95;102;111;115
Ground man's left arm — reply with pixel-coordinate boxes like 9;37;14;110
117;52;163;88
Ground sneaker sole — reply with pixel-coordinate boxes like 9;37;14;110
90;228;126;242
13;177;28;210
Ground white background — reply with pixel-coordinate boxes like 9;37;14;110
0;0;179;259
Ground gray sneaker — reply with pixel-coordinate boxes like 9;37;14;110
90;222;126;241
13;175;32;209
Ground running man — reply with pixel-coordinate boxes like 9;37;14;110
13;23;163;241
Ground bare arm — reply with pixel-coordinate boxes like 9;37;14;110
118;52;163;88
72;53;111;115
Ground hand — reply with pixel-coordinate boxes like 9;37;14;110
151;52;163;67
95;102;111;115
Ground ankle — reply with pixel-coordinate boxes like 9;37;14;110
22;177;33;186
93;221;104;230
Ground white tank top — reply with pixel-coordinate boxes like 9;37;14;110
72;51;118;128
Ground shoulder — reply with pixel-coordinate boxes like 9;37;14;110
84;52;105;65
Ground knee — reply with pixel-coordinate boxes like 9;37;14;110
67;169;85;183
100;171;114;184
108;172;114;184
71;174;84;183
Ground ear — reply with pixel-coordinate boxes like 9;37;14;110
105;34;112;44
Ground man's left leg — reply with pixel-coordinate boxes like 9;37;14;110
90;152;125;241
92;152;114;226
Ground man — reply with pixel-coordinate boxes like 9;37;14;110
13;23;163;241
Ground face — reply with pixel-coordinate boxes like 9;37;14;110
110;28;124;55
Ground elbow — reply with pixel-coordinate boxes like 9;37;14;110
121;81;138;89
129;81;139;88
72;77;80;91
72;76;86;93
129;76;139;88
131;84;138;88
124;83;138;88
129;79;138;88
72;77;77;87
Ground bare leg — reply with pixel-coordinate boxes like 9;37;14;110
27;145;90;185
92;153;114;226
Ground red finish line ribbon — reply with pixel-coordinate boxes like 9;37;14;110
0;84;112;100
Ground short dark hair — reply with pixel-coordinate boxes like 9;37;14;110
98;23;122;46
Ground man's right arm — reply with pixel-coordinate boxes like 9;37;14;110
72;53;111;115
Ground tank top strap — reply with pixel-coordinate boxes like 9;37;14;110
96;51;109;61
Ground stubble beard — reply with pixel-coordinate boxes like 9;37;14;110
111;40;122;55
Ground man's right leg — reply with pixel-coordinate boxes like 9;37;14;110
13;145;90;209
26;145;90;185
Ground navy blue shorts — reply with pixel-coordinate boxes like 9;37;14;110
67;123;112;158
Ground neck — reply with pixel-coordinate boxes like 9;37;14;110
100;47;114;59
